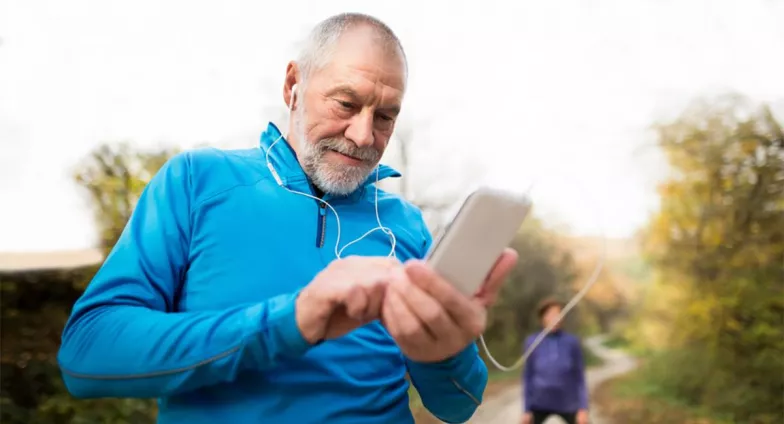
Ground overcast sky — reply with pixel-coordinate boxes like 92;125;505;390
1;0;783;252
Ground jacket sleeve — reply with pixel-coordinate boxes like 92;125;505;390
406;344;488;423
57;152;313;399
522;335;534;411
573;336;589;410
404;222;488;423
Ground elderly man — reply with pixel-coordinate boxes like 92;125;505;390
57;12;517;424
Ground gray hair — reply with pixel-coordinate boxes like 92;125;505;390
296;13;408;86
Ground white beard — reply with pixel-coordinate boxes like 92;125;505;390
293;106;381;196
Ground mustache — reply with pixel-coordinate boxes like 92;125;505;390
317;137;380;162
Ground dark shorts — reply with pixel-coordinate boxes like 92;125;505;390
532;410;577;424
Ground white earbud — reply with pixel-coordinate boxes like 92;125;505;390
290;83;298;109
267;83;299;187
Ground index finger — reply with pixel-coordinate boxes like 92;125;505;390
475;248;519;307
403;260;481;324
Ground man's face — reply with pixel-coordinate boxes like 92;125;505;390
289;26;406;196
541;305;563;330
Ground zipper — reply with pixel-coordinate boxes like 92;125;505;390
450;378;481;406
305;178;328;250
316;202;327;248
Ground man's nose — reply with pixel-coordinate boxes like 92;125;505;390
344;110;374;148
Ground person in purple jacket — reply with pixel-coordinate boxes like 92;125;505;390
521;298;589;424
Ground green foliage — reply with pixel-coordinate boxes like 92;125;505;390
601;333;631;350
0;268;161;424
74;142;179;256
635;93;784;422
581;344;603;368
614;257;652;284
598;366;736;424
0;267;98;424
0;143;176;423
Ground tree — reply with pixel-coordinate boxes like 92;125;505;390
74;143;179;256
560;235;639;334
637;93;783;422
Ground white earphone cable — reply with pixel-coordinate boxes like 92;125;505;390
478;179;607;372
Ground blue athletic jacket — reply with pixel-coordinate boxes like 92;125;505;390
57;122;488;423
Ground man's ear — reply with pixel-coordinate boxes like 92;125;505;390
283;61;300;109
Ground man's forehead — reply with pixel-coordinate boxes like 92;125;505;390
326;82;402;114
324;26;406;85
313;49;405;107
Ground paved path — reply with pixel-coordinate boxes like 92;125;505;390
465;335;638;424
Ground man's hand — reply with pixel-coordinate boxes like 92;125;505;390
296;256;399;344
577;409;589;424
381;248;518;363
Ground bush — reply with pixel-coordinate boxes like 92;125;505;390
0;268;158;424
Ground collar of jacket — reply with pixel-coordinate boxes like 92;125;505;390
259;121;402;202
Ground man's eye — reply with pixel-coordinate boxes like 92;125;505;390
337;100;354;109
377;114;393;122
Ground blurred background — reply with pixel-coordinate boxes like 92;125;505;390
0;0;782;423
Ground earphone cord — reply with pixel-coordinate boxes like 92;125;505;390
262;87;397;260
478;180;607;372
270;85;599;367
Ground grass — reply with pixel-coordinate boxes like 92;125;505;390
601;333;652;357
601;333;630;349
594;368;735;424
583;343;603;367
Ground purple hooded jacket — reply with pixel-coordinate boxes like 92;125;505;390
522;330;588;413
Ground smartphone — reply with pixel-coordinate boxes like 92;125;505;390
425;187;533;297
